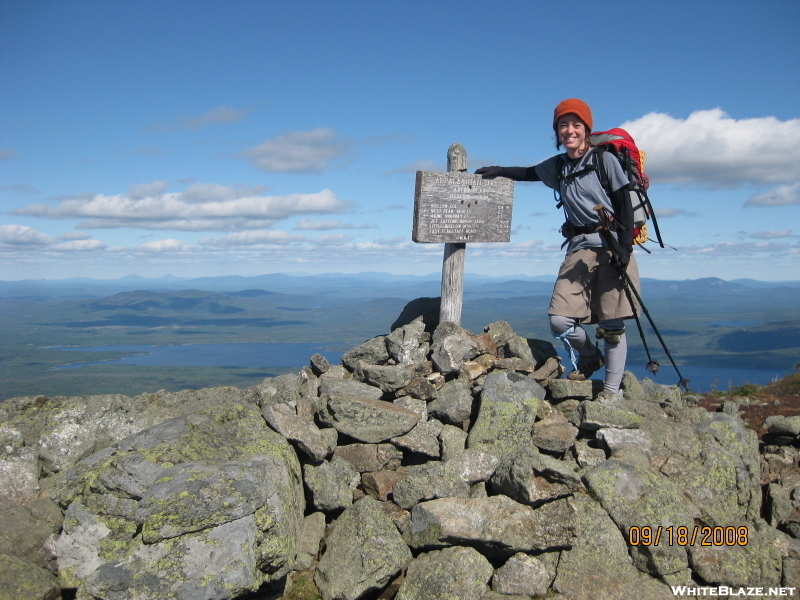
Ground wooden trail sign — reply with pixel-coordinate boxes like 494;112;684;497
412;172;514;243
412;143;515;325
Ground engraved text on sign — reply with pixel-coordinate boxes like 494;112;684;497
413;171;514;243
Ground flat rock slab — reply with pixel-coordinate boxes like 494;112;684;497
320;395;420;443
333;443;403;473
396;546;494;600
569;400;643;431
548;379;593;400
315;497;412;600
263;404;337;463
0;553;60;600
552;493;675;600
583;459;695;579
532;411;579;454
468;371;544;460
135;459;271;543
405;495;578;558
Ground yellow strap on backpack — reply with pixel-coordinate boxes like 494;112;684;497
633;223;649;246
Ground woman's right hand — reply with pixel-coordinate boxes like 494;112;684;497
475;166;504;178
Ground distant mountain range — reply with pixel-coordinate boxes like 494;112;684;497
2;272;799;301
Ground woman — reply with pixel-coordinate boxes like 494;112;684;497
476;98;640;402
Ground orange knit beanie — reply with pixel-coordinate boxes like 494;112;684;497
553;98;593;131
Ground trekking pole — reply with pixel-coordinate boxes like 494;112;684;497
593;205;690;391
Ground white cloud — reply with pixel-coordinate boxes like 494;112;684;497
199;230;307;247
0;225;108;252
13;183;348;231
744;183;800;207
54;239;107;251
0;224;55;246
293;218;376;230
311;233;350;246
748;230;793;239
138;239;192;252
621;109;800;187
129;181;170;199
654;207;695;218
240;128;353;173
58;231;93;241
150;106;250;131
681;240;798;255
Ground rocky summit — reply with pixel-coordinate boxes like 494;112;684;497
1;314;799;600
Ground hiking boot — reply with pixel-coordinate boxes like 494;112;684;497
567;350;604;381
595;389;624;404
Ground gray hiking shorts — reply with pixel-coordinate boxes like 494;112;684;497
548;247;641;324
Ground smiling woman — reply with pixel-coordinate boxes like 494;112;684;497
476;98;641;403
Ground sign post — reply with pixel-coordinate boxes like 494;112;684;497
412;143;514;325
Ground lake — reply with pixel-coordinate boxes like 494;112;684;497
47;343;789;393
49;343;349;370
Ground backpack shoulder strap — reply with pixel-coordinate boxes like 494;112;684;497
592;147;612;198
554;154;566;209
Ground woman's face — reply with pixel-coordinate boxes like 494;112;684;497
557;114;588;157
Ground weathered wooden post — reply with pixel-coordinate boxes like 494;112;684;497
441;143;468;324
412;143;514;326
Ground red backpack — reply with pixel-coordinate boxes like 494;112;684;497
590;128;664;248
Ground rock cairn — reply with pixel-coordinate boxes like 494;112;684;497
1;316;799;600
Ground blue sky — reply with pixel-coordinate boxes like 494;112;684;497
1;0;799;281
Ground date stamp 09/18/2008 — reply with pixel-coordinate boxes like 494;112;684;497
628;525;749;547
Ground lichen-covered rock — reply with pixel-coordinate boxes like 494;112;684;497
0;497;63;568
333;443;403;473
315;497;412;600
430;321;479;374
0;443;40;506
532;411;579;454
641;378;684;406
552;493;675;599
386;318;429;365
391;419;443;458
583;459;695;580
596;427;652;457
257;373;303;408
492;552;552;597
396;546;494;600
320;395;420;443
439;424;468;462
357;362;429;394
1;388;259;477
443;448;500;484
0;553;60;600
468;371;544;460
51;402;304;599
405;495;578;558
490;447;583;507
263;403;337;463
392;461;471;510
427;378;474;426
134;459;275;543
548;379;593;400
319;379;383;401
687;522;784;587
341;336;390;370
295;511;326;571
569;400;642;431
303;456;360;512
